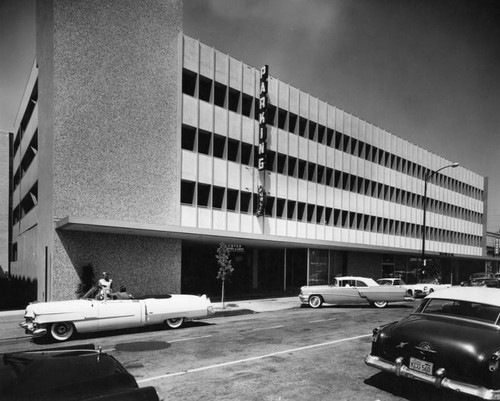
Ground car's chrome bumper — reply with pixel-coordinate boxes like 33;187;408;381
365;354;500;400
298;295;309;304
19;320;47;337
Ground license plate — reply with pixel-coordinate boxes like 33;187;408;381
409;357;433;375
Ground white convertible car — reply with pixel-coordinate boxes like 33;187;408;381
299;276;413;308
405;278;452;298
20;287;214;342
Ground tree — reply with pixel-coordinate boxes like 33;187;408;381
216;242;234;309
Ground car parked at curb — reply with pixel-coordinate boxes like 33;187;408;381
376;278;407;287
20;287;214;342
299;276;413;309
0;343;159;401
365;287;500;400
405;278;452;298
461;272;500;288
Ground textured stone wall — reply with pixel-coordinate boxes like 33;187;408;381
49;0;182;225
53;229;181;300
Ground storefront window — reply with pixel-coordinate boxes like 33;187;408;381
308;249;329;285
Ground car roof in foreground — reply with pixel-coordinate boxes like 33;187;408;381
426;286;500;306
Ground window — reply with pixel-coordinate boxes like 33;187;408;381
276;198;286;218
181;125;196;151
278;108;287;129
199;75;212;102
181;180;195;205
287;200;296;219
242;93;253;117
227;138;239;162
228;88;240;112
240;191;252;214
241;143;253;166
198;130;211;155
227;189;238;211
289;113;298;133
214;82;226;107
197;184;211;207
212;186;225;209
182;69;196;96
213;134;226;159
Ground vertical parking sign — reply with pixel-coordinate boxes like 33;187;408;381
258;65;268;171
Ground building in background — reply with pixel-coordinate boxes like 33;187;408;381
486;231;500;273
8;0;489;302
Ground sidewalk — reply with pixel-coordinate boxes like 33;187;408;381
212;296;299;316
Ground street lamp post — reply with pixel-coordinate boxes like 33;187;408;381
421;162;459;270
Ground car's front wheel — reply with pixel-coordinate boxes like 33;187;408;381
372;301;388;308
50;321;75;341
166;317;184;329
308;295;323;308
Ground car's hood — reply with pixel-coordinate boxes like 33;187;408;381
26;299;92;316
382;314;500;381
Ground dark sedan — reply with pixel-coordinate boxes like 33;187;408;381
365;287;500;400
0;343;159;401
461;272;500;287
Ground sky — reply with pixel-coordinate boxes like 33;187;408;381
1;0;499;231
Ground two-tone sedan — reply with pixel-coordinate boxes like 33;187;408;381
299;276;412;309
365;287;500;400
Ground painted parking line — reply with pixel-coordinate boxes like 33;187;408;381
308;318;336;323
169;335;212;343
249;325;284;331
137;333;371;384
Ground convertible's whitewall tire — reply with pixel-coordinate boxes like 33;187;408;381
50;322;75;341
166;317;184;329
308;295;323;308
373;301;388;308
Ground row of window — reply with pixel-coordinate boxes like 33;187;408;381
13;80;38;156
13;129;38;191
180;180;482;247
182;69;482;200
182;126;482;225
12;181;38;225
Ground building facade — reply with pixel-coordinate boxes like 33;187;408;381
8;0;488;302
0;130;11;278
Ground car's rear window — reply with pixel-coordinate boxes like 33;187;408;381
419;298;500;325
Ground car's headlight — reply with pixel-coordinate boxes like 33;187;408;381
423;286;428;292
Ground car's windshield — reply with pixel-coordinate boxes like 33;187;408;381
417;298;500;325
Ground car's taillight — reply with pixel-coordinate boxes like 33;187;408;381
489;352;500;372
372;327;381;342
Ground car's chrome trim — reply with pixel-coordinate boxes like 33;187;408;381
365;354;500;400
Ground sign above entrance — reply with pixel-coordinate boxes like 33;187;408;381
227;244;245;253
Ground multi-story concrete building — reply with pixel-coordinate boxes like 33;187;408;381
8;0;488;302
0;130;11;278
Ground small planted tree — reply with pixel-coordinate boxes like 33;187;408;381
216;242;234;309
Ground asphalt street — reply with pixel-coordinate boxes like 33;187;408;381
0;299;478;400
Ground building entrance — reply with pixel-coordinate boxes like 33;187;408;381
181;241;308;299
